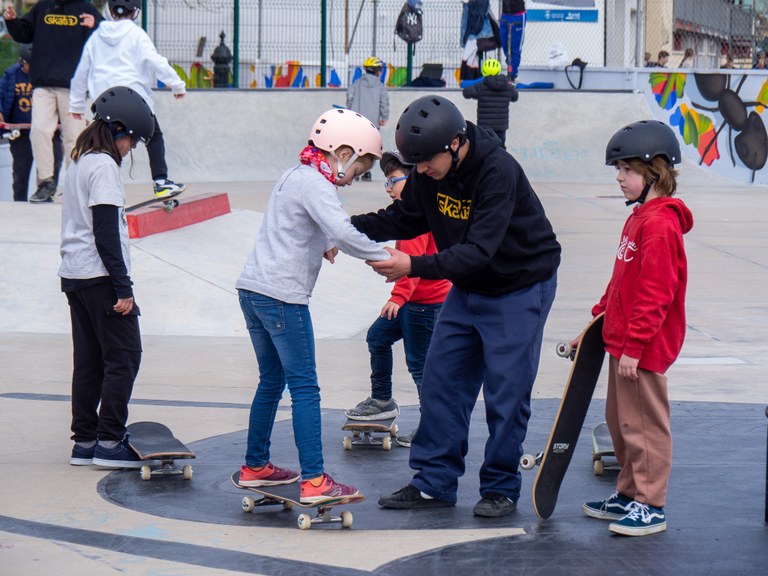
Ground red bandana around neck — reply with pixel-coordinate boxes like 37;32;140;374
299;146;336;184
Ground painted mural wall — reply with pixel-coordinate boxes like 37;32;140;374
641;70;768;185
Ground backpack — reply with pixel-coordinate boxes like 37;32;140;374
395;1;423;45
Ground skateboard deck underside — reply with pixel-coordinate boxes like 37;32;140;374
533;313;606;519
341;417;396;432
127;422;195;461
126;188;185;212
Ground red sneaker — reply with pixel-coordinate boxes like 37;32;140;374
300;473;359;503
238;463;300;487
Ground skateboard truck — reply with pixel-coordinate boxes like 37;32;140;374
140;460;193;481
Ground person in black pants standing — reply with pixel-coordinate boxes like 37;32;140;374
462;58;518;148
59;86;155;468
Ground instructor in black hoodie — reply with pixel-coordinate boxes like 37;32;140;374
352;95;560;517
3;0;102;203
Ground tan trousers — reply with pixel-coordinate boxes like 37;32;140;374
31;87;86;183
605;355;672;508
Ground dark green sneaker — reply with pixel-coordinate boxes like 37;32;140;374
473;493;517;517
583;492;634;520
609;501;667;536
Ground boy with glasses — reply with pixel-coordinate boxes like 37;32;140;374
345;150;450;448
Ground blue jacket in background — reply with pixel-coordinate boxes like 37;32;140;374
0;63;32;123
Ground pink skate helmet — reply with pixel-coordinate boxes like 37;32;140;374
309;108;382;177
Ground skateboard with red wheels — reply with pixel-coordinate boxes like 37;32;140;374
230;471;364;530
521;313;606;519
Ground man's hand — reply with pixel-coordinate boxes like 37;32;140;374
79;13;95;28
618;353;639;381
3;6;17;20
366;246;411;282
114;297;134;316
380;300;400;320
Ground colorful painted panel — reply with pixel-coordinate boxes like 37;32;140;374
644;71;768;184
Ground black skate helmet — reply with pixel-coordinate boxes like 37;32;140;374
379;149;413;172
108;0;141;16
91;86;155;143
605;120;681;166
395;95;467;163
18;43;32;64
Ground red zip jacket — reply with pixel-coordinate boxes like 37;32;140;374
390;233;451;306
592;197;693;373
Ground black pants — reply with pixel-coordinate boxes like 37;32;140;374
146;116;168;181
10;129;63;201
66;282;142;442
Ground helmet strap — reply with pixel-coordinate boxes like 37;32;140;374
447;135;465;177
625;179;654;206
335;152;359;179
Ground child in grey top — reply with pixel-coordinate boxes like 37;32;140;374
235;108;389;503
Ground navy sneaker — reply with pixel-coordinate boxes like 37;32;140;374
609;501;667;536
583;491;634;520
70;442;96;466
92;438;144;469
378;484;454;509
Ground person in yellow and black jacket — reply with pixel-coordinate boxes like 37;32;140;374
3;0;102;203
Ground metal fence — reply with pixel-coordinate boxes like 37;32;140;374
139;0;766;89
1;1;765;88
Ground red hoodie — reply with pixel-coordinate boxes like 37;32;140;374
390;233;451;306
592;197;694;373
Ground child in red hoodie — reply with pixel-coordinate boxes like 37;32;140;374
579;120;693;537
345;150;451;447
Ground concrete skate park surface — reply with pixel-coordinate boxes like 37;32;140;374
0;89;767;575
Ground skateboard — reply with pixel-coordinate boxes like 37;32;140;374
0;122;30;141
591;421;618;476
126;421;196;481
125;187;186;213
230;471;365;530
521;312;606;519
341;416;398;450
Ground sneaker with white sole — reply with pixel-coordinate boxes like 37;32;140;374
609;501;667;536
583;491;634;520
344;396;399;421
238;463;300;487
92;437;146;469
153;178;185;198
300;473;359;503
70;442;96;466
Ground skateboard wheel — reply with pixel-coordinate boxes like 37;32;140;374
164;202;174;212
520;454;536;470
297;513;312;530
382;436;392;450
242;496;255;512
183;465;193;480
593;460;604;476
140;465;152;481
282;501;293;510
342;436;352;450
390;424;398;437
556;342;572;358
352;431;361;439
340;510;353;528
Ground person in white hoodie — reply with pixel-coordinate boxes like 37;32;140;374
69;0;186;199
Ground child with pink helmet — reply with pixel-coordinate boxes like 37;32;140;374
235;108;389;502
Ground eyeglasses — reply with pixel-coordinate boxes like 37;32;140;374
384;176;407;189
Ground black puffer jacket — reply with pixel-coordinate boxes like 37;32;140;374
502;0;526;14
462;75;518;131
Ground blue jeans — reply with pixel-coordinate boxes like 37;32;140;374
238;290;323;479
500;13;526;79
409;274;557;503
367;302;442;401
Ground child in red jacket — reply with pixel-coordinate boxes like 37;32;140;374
345;150;451;447
577;120;693;536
